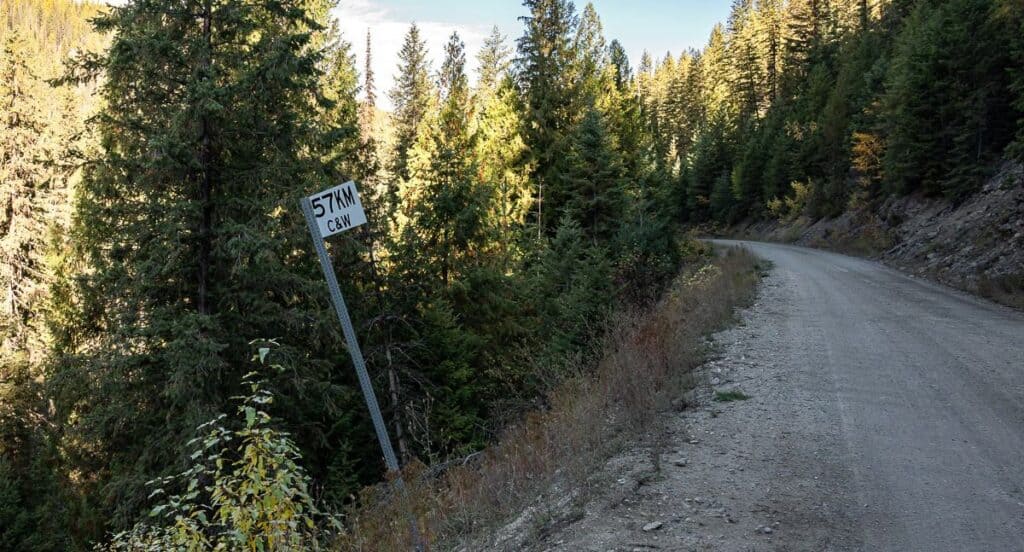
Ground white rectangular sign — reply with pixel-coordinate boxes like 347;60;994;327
308;181;367;238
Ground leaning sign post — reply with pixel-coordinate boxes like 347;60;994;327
300;181;423;551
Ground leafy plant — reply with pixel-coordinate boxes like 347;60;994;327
101;346;341;552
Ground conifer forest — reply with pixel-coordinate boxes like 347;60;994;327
1;0;1023;549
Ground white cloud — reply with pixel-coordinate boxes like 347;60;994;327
332;0;491;111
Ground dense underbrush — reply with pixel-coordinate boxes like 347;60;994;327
338;245;761;551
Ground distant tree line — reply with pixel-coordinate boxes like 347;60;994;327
640;0;1023;224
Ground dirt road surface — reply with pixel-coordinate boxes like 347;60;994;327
529;241;1024;552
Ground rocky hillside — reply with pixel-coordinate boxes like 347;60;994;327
732;163;1024;309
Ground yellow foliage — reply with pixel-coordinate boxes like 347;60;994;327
767;181;812;222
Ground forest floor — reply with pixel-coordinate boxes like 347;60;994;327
730;162;1024;309
498;241;1024;552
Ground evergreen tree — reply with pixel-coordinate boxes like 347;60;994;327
475;79;531;264
396;32;529;457
389;23;433;182
783;0;836;78
608;39;633;91
881;0;1016;198
516;0;580;235
321;29;368;177
636;50;654;102
687;110;735;222
0;3;102;548
360;28;376;138
364;29;376;108
574;2;608;104
727;0;764;118
51;0;359;541
1;31;49;364
563;109;624;244
473;28;528;263
758;0;784;103
531;215;612;361
477;26;512;98
402;32;484;286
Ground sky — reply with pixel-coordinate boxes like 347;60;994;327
334;0;734;110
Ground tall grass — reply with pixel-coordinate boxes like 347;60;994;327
335;246;761;551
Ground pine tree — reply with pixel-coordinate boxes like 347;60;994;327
0;3;104;547
475;80;530;265
881;0;1015;198
51;0;359;540
1;31;48;363
476;26;512;99
687;110;735;222
531;214;613;360
563;109;624;244
321;29;368;177
665;52;700;161
402;32;485;285
395;33;523;457
699;24;733;117
473;27;528;265
516;0;580;235
784;0;831;73
758;0;785;103
726;0;763;118
360;28;376;139
364;29;376;108
574;2;608;104
608;39;633;91
390;23;433;183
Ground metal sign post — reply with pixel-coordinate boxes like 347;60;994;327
300;181;423;551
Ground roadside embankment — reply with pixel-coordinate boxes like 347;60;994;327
337;244;763;551
732;162;1024;308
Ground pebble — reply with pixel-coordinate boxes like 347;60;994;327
642;521;663;532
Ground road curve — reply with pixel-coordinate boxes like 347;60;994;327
712;240;1024;551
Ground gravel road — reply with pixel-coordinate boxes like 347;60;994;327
529;241;1024;552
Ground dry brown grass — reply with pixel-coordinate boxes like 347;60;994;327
334;246;762;551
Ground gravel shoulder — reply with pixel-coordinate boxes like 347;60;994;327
522;241;1024;552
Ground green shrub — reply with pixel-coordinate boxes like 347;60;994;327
101;346;341;552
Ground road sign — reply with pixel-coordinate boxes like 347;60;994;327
300;183;423;551
307;180;367;238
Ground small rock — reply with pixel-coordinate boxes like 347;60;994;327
760;526;774;535
642;521;664;532
673;459;687;467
